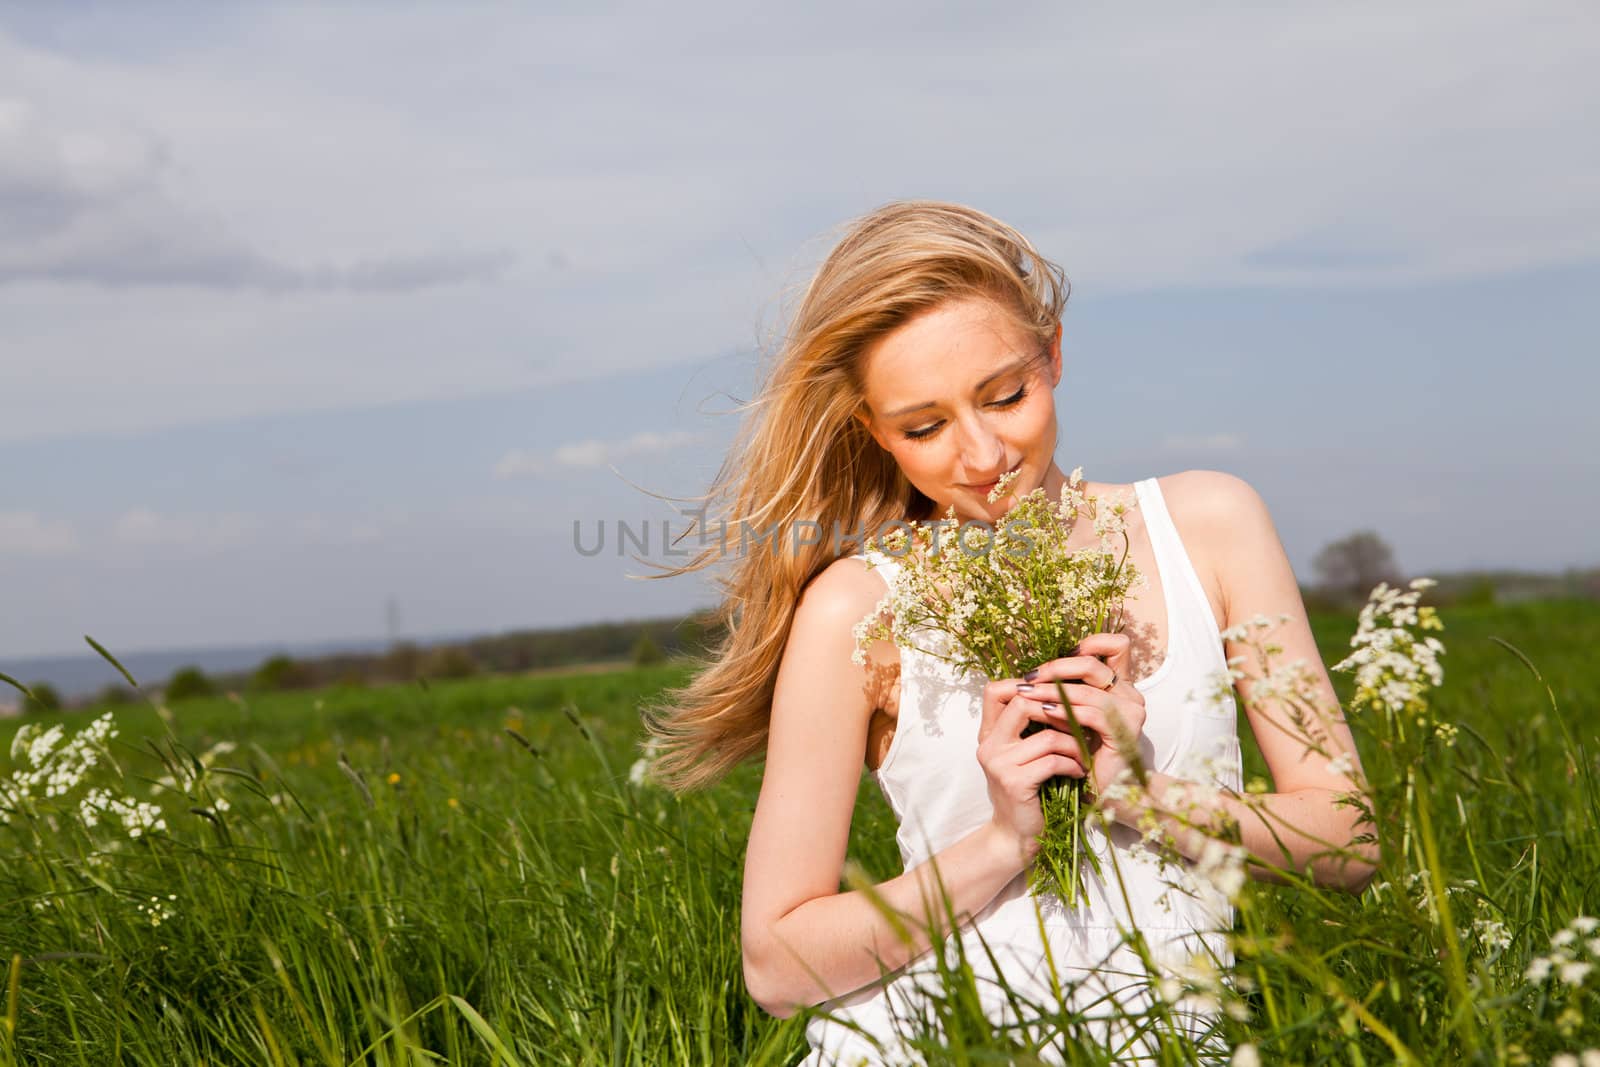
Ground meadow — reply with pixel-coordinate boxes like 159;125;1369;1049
1;595;1597;1065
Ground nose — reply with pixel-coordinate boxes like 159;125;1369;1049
953;412;1005;478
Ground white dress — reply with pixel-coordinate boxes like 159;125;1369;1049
799;477;1245;1066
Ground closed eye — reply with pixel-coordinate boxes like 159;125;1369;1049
902;386;1029;441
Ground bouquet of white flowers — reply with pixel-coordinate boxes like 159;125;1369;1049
852;467;1144;905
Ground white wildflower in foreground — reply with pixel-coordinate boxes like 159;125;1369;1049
135;894;178;927
1332;579;1445;722
1526;914;1600;989
151;738;238;795
629;736;663;787
1192;836;1250;904
2;712;167;839
1204;610;1365;786
79;787;168;839
3;713;120;811
1149;944;1253;1025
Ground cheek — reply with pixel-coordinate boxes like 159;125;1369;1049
889;442;942;479
1017;395;1059;444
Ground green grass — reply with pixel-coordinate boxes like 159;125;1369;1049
1;598;1597;1064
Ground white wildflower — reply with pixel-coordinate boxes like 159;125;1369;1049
1231;1045;1261;1067
629;736;663;788
1193;836;1249;903
1472;917;1512;954
1332;582;1445;717
26;724;65;768
1150;949;1226;1017
1570;915;1599;934
135;895;176;927
1558;961;1593;987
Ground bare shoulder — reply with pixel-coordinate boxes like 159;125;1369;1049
1155;470;1279;627
796;553;893;632
1157;469;1269;527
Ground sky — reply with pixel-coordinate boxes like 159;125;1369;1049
1;2;1596;661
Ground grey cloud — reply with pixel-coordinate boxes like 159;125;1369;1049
0;95;513;291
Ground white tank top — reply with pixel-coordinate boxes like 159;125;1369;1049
800;477;1244;1066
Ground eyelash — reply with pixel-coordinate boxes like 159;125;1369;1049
902;386;1029;441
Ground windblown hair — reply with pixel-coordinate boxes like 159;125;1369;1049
639;200;1070;793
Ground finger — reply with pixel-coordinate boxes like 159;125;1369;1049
1018;752;1086;785
1073;633;1133;687
1014;689;1105;756
1036;679;1124;720
1018;654;1113;692
979;678;1031;742
1058;695;1145;753
983;683;1041;746
1009;723;1084;764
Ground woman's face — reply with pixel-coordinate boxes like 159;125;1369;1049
854;294;1064;524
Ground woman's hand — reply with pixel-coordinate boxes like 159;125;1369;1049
1012;633;1149;805
976;675;1094;874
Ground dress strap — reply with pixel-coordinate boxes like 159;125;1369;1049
1134;477;1222;655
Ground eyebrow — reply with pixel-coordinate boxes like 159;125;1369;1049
882;355;1033;418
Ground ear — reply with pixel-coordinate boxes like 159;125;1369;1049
1047;323;1063;388
854;406;888;451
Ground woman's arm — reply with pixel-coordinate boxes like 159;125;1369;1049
741;557;1029;1020
1098;471;1380;893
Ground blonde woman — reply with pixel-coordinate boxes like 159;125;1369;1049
640;200;1377;1064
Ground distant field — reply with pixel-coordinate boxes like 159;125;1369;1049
1;598;1597;1064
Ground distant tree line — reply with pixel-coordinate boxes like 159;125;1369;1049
1303;529;1600;612
6;609;725;714
8;535;1600;716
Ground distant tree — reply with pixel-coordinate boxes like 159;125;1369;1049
1458;575;1497;607
384;641;424;683
1313;530;1404;603
95;683;138;706
251;654;311;692
21;681;62;715
335;669;368;690
420;646;479;680
165;665;216;703
632;632;665;667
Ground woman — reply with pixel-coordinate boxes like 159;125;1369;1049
640;200;1378;1064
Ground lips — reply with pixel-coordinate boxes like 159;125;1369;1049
965;461;1020;494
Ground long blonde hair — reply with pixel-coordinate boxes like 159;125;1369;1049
639;200;1070;793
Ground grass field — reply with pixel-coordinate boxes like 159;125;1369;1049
2;597;1598;1065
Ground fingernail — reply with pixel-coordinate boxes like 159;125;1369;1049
1023;668;1039;681
1017;683;1033;692
1041;702;1058;711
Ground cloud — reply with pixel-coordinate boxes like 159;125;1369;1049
494;430;707;479
0;510;80;557
110;508;261;551
0;5;1596;443
0;94;512;291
